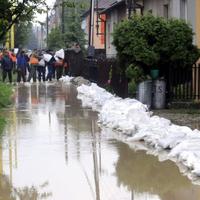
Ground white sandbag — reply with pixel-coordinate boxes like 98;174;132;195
43;54;52;62
55;49;64;59
54;56;59;61
38;59;45;67
14;48;19;54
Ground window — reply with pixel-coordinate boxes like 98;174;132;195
164;4;169;19
180;0;188;21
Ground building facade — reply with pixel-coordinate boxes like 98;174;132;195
82;10;106;49
195;0;200;48
143;0;200;48
101;0;143;58
101;0;200;58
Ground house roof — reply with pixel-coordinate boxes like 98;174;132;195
98;0;119;9
100;0;125;14
100;0;144;14
81;0;124;18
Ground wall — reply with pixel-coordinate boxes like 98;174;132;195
82;12;105;49
196;0;200;48
143;0;167;17
106;4;127;58
144;0;198;46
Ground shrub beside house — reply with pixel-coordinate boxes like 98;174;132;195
113;14;200;99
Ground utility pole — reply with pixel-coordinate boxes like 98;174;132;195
61;0;65;34
89;0;95;46
46;6;49;47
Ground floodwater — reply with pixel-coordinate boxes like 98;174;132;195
0;83;200;200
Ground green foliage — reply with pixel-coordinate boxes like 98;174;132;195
0;83;12;134
15;21;33;48
0;116;6;134
126;64;146;95
125;64;145;82
47;0;87;50
0;0;46;41
113;14;200;71
0;83;12;108
128;79;137;97
47;27;65;50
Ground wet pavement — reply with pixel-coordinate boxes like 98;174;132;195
0;83;200;200
154;110;200;130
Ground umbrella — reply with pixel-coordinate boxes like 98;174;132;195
55;49;64;59
43;54;52;62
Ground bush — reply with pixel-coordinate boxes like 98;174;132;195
113;14;200;73
0;83;13;134
0;83;12;108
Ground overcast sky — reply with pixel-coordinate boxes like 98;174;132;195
35;0;56;22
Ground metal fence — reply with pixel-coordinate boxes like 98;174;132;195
168;64;200;101
83;58;128;98
66;49;200;102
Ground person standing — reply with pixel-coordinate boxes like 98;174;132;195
55;57;64;80
37;57;46;82
16;51;28;83
9;50;17;71
1;50;13;83
28;53;39;82
46;56;55;81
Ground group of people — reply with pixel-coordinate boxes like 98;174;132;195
0;48;68;84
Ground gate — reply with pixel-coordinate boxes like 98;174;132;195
168;64;200;101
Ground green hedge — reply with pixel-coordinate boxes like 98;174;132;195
0;83;13;134
113;14;200;71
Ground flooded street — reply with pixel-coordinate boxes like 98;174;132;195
1;83;200;200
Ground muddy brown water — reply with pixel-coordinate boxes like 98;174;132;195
0;83;200;200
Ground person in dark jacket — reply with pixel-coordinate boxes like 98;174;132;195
46;56;56;81
68;43;84;77
1;50;13;83
17;51;28;83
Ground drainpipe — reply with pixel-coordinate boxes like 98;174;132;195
89;0;95;46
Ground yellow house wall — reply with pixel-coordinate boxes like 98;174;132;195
5;25;15;49
196;0;200;48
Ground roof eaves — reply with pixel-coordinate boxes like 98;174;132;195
100;0;125;14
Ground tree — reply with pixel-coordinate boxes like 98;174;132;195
113;14;200;72
47;0;88;50
26;26;39;50
15;21;32;48
0;0;46;41
47;27;65;50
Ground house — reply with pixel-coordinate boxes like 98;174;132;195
195;0;200;48
81;0;111;50
100;0;200;58
100;0;144;58
143;0;200;48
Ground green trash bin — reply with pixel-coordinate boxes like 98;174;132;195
150;69;159;79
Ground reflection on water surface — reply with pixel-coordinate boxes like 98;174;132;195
0;83;200;200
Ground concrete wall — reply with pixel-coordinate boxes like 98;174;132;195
143;0;167;17
196;0;200;48
144;0;198;46
82;12;105;49
106;5;127;58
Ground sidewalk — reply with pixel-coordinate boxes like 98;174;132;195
154;109;200;130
